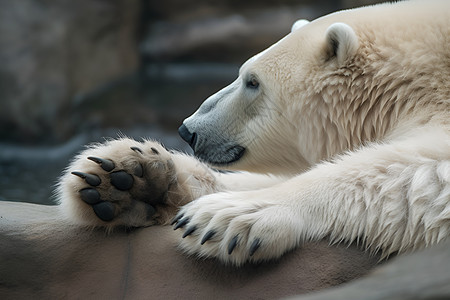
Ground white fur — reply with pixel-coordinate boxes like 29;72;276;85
176;0;450;265
59;0;450;266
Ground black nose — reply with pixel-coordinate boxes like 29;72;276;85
178;124;197;149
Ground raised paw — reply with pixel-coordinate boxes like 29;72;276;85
173;190;304;265
58;138;184;227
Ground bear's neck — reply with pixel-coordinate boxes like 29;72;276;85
316;64;446;162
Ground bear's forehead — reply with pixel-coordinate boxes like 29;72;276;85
239;33;297;76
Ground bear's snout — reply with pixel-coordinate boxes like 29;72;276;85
178;124;197;150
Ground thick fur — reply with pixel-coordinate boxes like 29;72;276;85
58;0;449;265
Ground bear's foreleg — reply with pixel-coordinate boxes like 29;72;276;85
174;127;450;265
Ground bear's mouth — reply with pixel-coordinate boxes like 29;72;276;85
195;144;246;166
178;123;245;166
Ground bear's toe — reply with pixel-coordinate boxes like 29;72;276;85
71;171;101;186
79;188;101;205
92;201;115;222
87;156;115;172
110;171;134;191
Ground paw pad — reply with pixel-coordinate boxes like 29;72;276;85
92;201;115;221
110;171;134;191
79;188;101;205
69;141;179;225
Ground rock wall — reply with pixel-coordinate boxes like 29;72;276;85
0;0;140;143
142;0;339;63
0;0;384;145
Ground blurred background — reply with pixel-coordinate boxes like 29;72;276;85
0;0;386;205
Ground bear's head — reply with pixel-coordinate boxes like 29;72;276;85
179;17;362;175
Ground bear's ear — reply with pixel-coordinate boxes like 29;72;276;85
325;23;358;64
291;19;309;32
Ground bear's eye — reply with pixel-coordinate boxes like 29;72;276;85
246;77;259;89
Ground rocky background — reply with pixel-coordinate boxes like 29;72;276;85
0;0;385;204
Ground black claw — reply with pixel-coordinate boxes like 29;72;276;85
151;147;159;155
182;226;197;238
133;164;143;177
249;239;261;257
110;171;134;191
200;230;216;245
87;157;115;172
71;171;101;186
170;214;184;225
228;235;239;255
79;188;101;205
173;217;189;230
130;146;143;154
92;201;115;222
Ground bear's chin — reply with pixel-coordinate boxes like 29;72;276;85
195;145;246;167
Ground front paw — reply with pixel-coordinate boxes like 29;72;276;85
58;138;182;227
173;191;303;265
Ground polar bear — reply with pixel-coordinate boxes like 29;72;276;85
58;0;449;265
